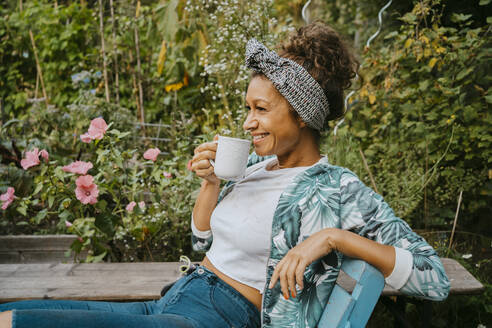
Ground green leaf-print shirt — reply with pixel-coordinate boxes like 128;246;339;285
191;153;450;328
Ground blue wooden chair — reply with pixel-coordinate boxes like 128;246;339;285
318;257;385;328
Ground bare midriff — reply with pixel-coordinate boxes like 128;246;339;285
200;256;263;311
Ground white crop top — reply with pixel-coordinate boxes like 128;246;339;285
194;157;308;293
191;157;413;293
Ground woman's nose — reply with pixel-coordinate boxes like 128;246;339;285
243;112;258;131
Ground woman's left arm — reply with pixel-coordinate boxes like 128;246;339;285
270;170;450;301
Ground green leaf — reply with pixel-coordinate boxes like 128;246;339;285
485;94;492;104
96;199;107;211
451;13;473;23
33;183;43;195
61;198;71;209
479;0;491;5
86;251;107;263
118;132;131;139
54;167;65;181
108;129;121;136
95;213;115;236
59;210;72;221
17;206;27;217
419;80;430;91
48;195;55;208
384;31;398;39
400;13;417;24
487;17;492;24
34;209;48;224
456;67;473;81
153;169;162;182
158;0;179;41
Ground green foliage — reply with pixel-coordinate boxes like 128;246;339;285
329;0;491;229
0;1;97;115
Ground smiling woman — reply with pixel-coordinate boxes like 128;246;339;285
0;20;450;328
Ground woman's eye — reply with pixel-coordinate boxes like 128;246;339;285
244;106;266;111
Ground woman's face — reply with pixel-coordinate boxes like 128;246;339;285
243;75;305;157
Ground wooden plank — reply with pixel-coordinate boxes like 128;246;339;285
0;262;182;302
0;251;78;264
0;235;77;251
0;258;484;304
379;258;484;296
0;235;86;264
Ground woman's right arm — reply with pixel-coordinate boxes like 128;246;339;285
189;137;220;251
192;179;221;231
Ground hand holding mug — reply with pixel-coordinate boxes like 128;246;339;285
190;135;220;185
190;135;251;183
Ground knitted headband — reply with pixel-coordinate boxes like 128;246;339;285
245;38;330;131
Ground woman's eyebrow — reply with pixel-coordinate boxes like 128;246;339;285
245;97;271;106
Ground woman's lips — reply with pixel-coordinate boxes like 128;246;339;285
252;133;269;145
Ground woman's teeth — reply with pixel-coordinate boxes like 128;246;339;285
253;134;268;141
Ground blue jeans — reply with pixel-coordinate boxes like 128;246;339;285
0;266;260;328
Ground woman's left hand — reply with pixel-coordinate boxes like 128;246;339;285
268;228;340;300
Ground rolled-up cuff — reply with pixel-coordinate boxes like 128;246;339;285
385;246;413;290
191;214;212;239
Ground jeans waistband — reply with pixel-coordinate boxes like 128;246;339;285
190;265;260;317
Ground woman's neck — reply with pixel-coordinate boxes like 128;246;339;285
273;153;321;170
272;137;321;170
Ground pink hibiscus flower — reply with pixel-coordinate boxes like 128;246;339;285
138;201;145;209
75;175;99;205
163;171;172;178
62;161;93;175
39;149;49;162
0;187;15;210
143;148;160;162
65;220;73;228
87;117;108;140
20;148;41;170
80;133;92;143
126;201;136;212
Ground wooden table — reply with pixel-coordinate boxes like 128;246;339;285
0;258;483;303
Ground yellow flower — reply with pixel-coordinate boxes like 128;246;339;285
164;72;189;92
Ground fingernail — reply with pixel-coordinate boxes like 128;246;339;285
284;293;289;300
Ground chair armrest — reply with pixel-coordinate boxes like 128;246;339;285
318;257;384;328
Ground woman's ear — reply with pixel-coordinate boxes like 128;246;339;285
297;116;307;128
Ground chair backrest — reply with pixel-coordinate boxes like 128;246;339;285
318;257;385;328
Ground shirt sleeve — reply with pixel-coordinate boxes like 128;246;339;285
339;170;450;300
385;246;413;289
190;213;213;252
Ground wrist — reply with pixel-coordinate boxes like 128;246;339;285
201;179;220;189
324;228;342;253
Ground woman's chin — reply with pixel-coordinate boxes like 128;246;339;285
253;146;274;157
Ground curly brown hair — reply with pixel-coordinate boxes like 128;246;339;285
278;20;359;122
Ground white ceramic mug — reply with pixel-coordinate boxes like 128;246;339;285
209;136;251;181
